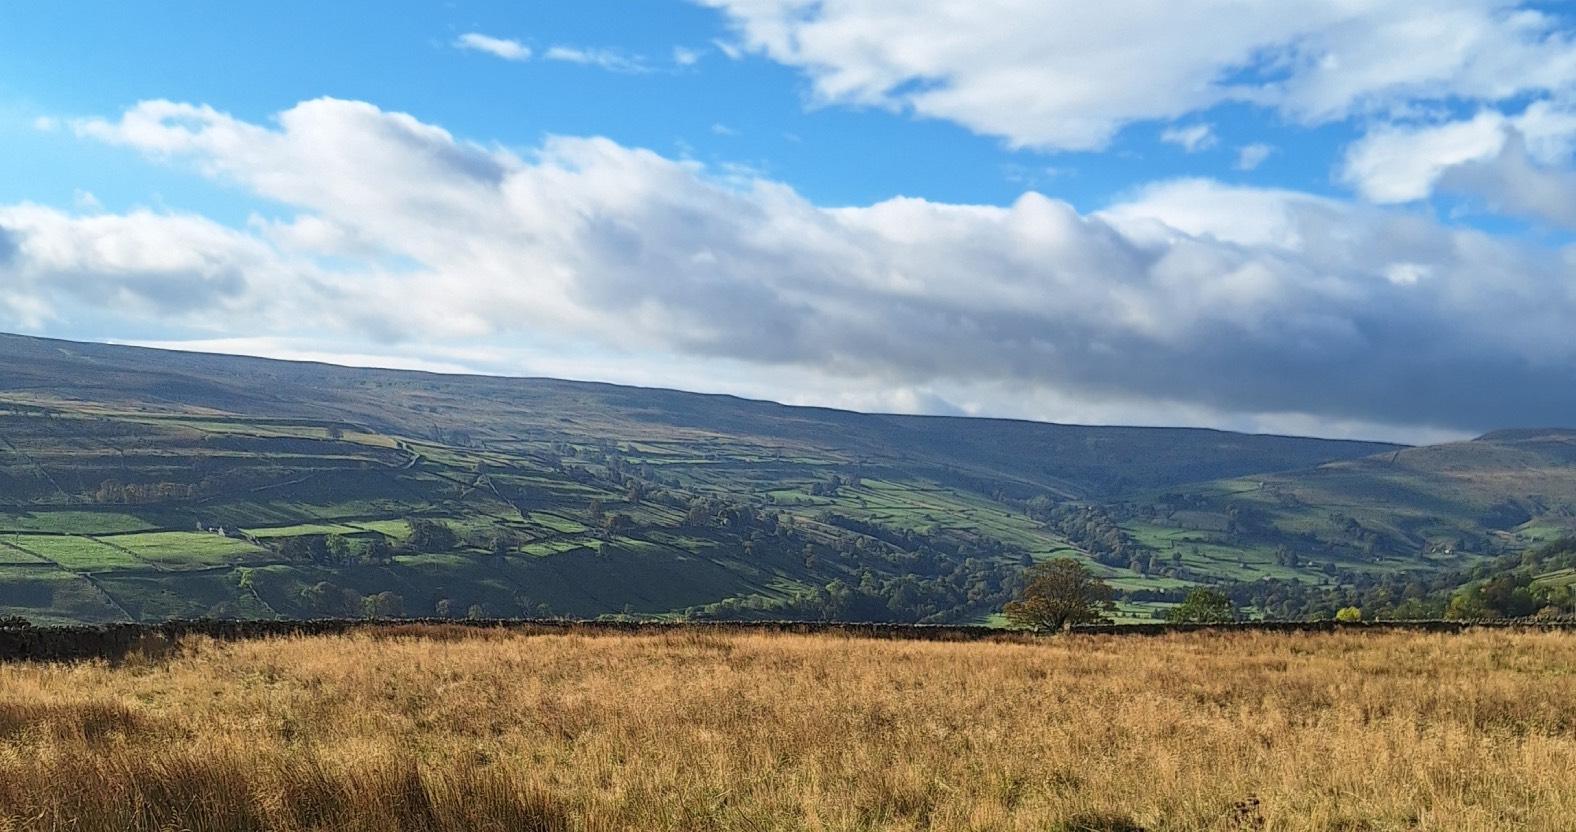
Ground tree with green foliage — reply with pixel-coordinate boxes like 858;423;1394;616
1002;558;1116;631
1335;606;1363;622
405;518;458;552
364;535;395;563
1447;574;1538;620
1166;588;1236;623
362;591;404;619
602;513;634;536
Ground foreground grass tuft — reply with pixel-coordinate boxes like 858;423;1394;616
1;628;1573;831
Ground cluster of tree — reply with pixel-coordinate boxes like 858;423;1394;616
562;450;683;493
807;475;860;497
406;518;459;551
682;497;776;532
1199;537;1576;620
90;480;195;504
296;581;404;618
1443;537;1576;618
694;554;1025;624
1026;500;1148;567
277;518;565;563
279;533;396;566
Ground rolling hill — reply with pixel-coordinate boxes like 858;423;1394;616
1;332;1569;625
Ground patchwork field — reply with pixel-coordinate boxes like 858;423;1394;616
0;626;1572;831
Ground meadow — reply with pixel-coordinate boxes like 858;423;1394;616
0;626;1572;831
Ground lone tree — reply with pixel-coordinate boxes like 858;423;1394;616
1166;587;1236;624
1003;558;1116;631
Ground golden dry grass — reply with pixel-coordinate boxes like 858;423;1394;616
0;627;1573;831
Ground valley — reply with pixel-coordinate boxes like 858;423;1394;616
0;333;1571;624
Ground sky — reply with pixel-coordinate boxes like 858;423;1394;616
2;1;1576;444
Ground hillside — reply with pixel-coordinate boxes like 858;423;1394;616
1111;429;1576;616
0;333;1426;624
0;333;1398;498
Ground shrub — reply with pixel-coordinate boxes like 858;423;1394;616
1335;606;1362;623
1165;588;1235;624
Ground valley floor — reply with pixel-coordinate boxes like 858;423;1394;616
1;627;1573;831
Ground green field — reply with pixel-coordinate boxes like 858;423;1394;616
4;535;144;571
97;531;271;568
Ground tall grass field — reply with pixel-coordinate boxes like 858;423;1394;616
0;627;1572;831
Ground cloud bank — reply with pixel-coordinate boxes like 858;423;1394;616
1;98;1574;440
699;0;1576;151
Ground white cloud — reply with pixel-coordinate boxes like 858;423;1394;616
673;46;701;66
1161;124;1216;153
11;97;1576;439
0;202;327;332
1235;143;1274;171
454;32;531;62
543;46;648;73
1341;110;1516;203
1341;101;1576;226
697;0;1576;151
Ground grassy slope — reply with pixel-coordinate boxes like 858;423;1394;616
7;332;1557;624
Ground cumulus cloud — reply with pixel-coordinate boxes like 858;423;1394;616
7;97;1576;439
696;0;1576;151
454;33;531;62
1341;101;1576;227
1161;124;1216;153
0;202;331;332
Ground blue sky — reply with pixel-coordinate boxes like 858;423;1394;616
0;1;1360;216
2;1;1576;443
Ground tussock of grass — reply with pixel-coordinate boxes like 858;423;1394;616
1;628;1574;830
